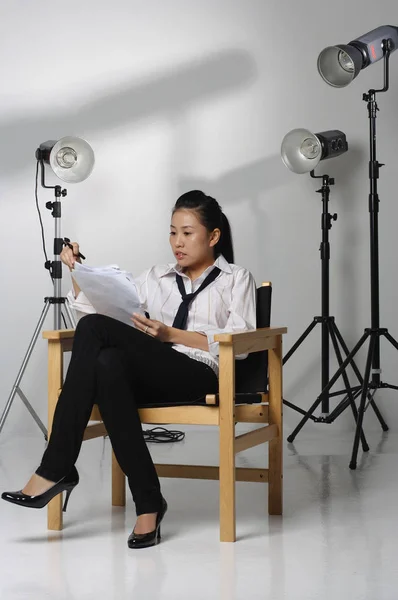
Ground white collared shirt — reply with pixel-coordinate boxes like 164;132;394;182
67;255;257;376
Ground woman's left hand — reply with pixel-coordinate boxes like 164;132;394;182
132;313;172;343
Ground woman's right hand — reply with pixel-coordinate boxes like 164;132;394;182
60;241;81;271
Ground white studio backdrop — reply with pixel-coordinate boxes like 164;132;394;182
1;0;398;442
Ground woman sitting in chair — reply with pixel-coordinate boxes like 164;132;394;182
2;190;256;548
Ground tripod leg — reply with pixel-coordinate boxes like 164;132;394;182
287;331;370;443
367;394;389;429
286;395;324;443
0;301;50;438
383;331;398;352
327;387;361;421
283;320;318;364
333;324;388;431
15;388;48;438
283;398;319;419
349;335;377;470
283;321;321;417
63;302;76;329
328;322;369;452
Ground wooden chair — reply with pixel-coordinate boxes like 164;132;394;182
42;283;286;542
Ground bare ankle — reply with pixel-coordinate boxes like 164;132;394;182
22;474;56;496
134;512;157;535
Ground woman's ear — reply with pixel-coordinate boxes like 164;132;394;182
209;228;221;247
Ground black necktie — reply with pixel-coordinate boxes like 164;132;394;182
172;267;221;330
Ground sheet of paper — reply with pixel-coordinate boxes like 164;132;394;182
71;262;144;327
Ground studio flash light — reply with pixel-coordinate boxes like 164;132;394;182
35;136;95;183
317;25;398;88
279;125;370;452
289;25;398;470
0;136;95;441
281;129;348;174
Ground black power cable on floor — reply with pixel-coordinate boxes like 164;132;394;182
143;427;185;443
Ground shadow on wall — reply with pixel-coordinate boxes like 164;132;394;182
0;50;256;177
178;154;286;274
179;154;287;203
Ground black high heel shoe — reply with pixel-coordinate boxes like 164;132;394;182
128;497;168;549
1;466;79;512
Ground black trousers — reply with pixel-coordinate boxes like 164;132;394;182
36;314;218;515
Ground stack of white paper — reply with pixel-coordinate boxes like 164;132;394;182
71;262;144;327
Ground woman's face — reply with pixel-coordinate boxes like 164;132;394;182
170;209;220;268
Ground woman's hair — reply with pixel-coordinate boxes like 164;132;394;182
172;190;234;263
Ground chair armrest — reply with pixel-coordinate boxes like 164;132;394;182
41;325;287;354
42;329;76;340
215;327;287;356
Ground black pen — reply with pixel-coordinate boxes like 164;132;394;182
63;237;86;261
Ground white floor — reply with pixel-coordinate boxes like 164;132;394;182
0;425;397;600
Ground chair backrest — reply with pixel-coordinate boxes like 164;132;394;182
235;283;272;394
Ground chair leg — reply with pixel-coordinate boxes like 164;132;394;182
47;341;63;531
219;344;236;542
48;495;63;531
112;451;126;507
268;336;283;515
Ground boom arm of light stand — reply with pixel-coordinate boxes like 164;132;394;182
281;129;348;174
317;25;398;88
36;137;95;183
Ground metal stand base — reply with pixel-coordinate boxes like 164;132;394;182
283;315;374;452
0;297;75;440
287;327;397;469
282;171;387;461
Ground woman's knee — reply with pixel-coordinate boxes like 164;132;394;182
75;313;104;334
96;348;131;394
74;314;115;345
96;347;124;374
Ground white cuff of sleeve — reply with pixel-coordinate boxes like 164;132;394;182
202;331;248;360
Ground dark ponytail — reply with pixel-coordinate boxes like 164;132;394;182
172;190;234;264
219;212;234;264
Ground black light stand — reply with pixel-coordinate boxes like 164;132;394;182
283;172;376;451
0;160;76;440
287;40;398;469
